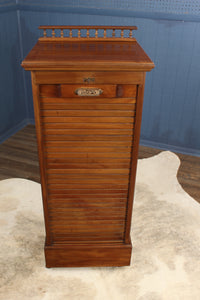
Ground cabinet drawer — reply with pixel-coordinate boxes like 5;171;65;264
35;71;144;85
40;84;137;98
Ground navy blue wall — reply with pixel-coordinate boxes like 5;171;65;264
0;1;27;141
1;1;200;156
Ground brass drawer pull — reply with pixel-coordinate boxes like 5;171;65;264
75;87;103;96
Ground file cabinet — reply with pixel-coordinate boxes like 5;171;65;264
22;26;154;267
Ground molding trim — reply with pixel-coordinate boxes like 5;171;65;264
140;139;200;158
0;119;30;144
17;3;200;23
1;2;200;22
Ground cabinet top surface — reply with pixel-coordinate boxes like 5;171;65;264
22;26;154;71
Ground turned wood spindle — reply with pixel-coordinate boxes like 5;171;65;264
95;29;98;38
112;29;115;38
52;28;55;38
86;29;89;38
104;29;106;38
78;29;81;38
129;29;133;39
69;29;72;38
61;29;64;38
121;29;124;38
43;29;47;38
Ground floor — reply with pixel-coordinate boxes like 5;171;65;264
0;125;199;203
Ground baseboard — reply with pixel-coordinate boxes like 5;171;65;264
45;242;132;268
0;119;28;144
140;139;200;157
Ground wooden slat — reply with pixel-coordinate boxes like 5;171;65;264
51;234;124;242
41;97;136;104
43;129;133;135
47;173;129;180
43;135;133;142
46;157;130;165
50;216;125;222
47;175;129;184
41;102;136;110
48;189;128;195
48;200;127;208
48;193;127;199
41;109;135;117
51;227;124;235
45;146;132;153
48;183;129;189
51;219;125;226
47;168;129;174
44;140;132;147
42;116;134;123
43;122;134;129
46;162;130;169
50;206;125;214
45;151;131;158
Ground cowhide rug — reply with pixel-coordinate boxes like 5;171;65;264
0;151;200;300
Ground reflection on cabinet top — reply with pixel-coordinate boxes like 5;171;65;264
22;26;154;71
22;41;154;71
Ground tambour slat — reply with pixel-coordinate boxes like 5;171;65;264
42;116;133;123
50;217;124;224
41;103;136;110
44;135;133;142
47;173;129;180
44;140;132;147
44;129;133;135
41;97;136;104
50;216;125;222
50;207;126;215
51;228;124;236
48;183;129;189
46;162;130;169
46;157;130;164
48;191;127;202
47;176;129;184
45;146;132;153
41;109;135;117
45;151;131;158
48;200;126;208
48;188;128;195
47;168;129;174
43;122;134;129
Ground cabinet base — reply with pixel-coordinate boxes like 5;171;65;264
45;242;132;268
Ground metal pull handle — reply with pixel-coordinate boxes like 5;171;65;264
75;87;103;97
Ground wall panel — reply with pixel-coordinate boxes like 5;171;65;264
0;6;27;141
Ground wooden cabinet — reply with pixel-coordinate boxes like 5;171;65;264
22;26;154;268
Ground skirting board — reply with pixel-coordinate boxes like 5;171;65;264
45;242;132;268
0;118;35;144
140;139;200;158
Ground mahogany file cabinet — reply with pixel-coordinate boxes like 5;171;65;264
22;26;154;268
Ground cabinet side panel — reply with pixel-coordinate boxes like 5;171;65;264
125;74;146;243
31;72;52;245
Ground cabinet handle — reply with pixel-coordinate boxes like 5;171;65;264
75;87;103;97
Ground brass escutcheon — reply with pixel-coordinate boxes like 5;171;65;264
83;77;95;83
75;87;103;96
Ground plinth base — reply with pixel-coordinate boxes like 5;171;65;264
45;242;132;268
